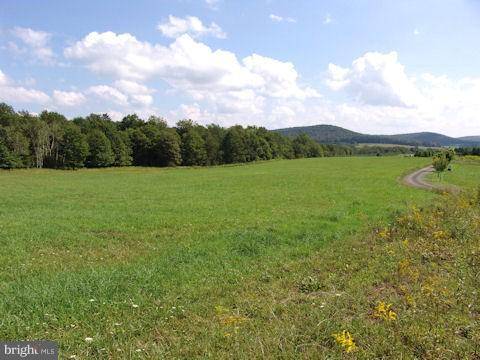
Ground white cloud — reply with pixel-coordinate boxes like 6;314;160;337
11;27;56;65
114;79;152;95
114;80;154;106
64;31;317;118
52;90;86;107
323;13;333;25
323;52;480;136
63;31;480;136
0;86;50;104
171;52;480;136
106;110;124;122
64;32;158;81
87;85;129;106
0;70;8;86
0;69;50;104
157;15;226;39
269;14;296;23
413;28;420;36
243;54;319;99
326;51;423;107
86;81;156;108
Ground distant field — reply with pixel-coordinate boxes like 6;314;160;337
428;156;480;188
0;157;438;357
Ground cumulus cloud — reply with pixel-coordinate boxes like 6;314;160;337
326;51;423;107
244;54;319;99
269;14;296;23
0;69;50;104
157;15;226;39
64;31;318;118
52;90;86;107
61;31;480;135
87;85;129;106
11;27;56;64
114;80;154;106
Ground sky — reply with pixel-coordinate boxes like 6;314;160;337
1;0;480;136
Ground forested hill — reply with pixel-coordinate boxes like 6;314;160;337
275;124;480;147
458;136;480;142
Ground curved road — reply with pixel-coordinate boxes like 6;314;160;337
403;166;436;190
403;165;458;193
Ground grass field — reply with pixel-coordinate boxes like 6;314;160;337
428;156;480;189
1;156;477;358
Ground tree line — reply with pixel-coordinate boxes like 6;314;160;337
0;103;365;170
454;147;480;156
2;103;460;170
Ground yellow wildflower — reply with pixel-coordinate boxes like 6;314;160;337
373;301;397;321
332;330;357;353
378;227;390;239
219;314;248;326
215;305;248;327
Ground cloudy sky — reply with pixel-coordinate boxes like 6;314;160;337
1;0;480;136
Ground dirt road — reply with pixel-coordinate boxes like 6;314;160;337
403;166;437;190
403;165;458;193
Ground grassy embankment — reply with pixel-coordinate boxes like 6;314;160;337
0;156;478;358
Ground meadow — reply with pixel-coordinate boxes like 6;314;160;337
0;156;478;358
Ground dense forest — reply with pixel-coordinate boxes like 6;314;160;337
1;103;473;170
0;102;363;170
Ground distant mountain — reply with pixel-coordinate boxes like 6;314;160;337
383;132;470;147
274;124;480;147
458;136;480;142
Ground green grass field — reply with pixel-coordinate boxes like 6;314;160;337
428;156;480;189
1;156;478;358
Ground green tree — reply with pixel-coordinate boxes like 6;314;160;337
119;114;144;131
128;127;150;165
223;126;247;163
181;128;207;166
0;138;20;169
153;129;182;166
0;103;18;127
59;124;89;169
40;110;68;168
432;153;449;179
110;131;132;166
22;113;49;168
86;130;114;167
292;134;322;158
204;124;225;165
1;125;30;167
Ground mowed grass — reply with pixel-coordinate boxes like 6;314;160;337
428;156;480;189
0;157;435;358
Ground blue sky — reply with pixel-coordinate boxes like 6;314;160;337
1;0;480;136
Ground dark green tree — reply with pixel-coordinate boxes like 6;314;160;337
181;128;207;166
86;130;114;167
0;137;21;169
119;114;144;131
59;124;89;169
110;131;132;166
223;126;247;163
153;129;182;166
204;124;225;165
